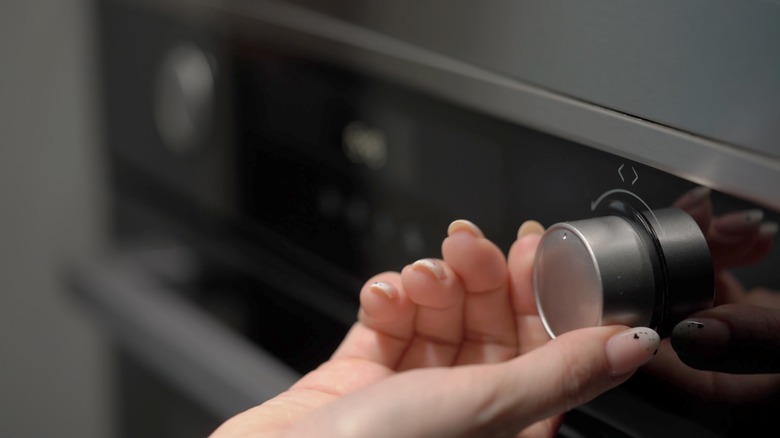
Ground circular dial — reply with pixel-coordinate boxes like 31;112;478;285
533;206;713;338
154;42;215;154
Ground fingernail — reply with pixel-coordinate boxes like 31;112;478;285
605;327;660;376
671;318;730;359
412;258;447;280
447;219;483;238
517;220;545;239
677;186;711;209
369;281;396;299
714;209;764;232
760;222;779;238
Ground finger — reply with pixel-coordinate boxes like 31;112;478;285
645;339;780;403
357;273;415;335
332;272;416;368
714;270;747;306
517;220;546;240
672;186;713;233
442;220;506;293
516;415;563;438
672;188;776;271
671;304;780;374
727;222;776;267
229;290;413;438
707;210;764;270
398;258;465;369
290;326;659;438
507;223;550;353
441;220;517;365
744;287;780;309
481;326;660;434
508;222;544;316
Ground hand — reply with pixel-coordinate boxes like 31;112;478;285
210;220;660;437
644;187;780;402
670;273;780;375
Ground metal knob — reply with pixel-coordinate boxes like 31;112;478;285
153;42;215;154
533;206;713;338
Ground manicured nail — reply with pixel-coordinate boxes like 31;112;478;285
447;219;483;238
412;258;447;280
517;220;545;239
369;281;396;299
671;318;730;360
714;209;764;232
760;222;779;238
676;186;711;209
605;327;660;376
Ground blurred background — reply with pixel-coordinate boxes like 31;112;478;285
0;1;110;438
2;1;779;437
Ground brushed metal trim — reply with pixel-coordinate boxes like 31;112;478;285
136;0;780;212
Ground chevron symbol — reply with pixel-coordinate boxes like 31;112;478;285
618;163;639;185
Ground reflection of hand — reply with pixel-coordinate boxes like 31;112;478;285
644;187;779;401
674;186;776;274
210;221;660;437
671;272;780;375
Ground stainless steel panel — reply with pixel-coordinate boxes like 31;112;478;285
191;0;780;212
288;0;780;159
138;0;780;211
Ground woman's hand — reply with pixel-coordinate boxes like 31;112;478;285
210;220;660;437
644;187;780;402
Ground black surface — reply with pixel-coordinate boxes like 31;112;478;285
96;1;780;436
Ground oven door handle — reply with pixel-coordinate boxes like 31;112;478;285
66;244;301;420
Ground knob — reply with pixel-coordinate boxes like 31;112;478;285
533;204;713;338
153;42;215;154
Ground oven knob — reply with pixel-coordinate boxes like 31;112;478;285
154;42;215;154
533;206;713;338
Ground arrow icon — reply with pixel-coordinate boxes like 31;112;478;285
618;163;639;185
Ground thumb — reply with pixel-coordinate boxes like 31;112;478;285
477;325;660;435
290;326;659;438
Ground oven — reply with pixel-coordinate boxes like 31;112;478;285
72;0;780;436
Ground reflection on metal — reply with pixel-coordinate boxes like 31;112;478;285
190;0;780;212
590;188;662;234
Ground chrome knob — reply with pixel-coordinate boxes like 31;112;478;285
153;42;215;154
534;206;713;338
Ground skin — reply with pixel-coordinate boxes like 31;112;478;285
211;187;779;437
645;187;780;401
210;221;656;438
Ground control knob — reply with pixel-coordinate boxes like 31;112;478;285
533;203;713;338
154;42;215;154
